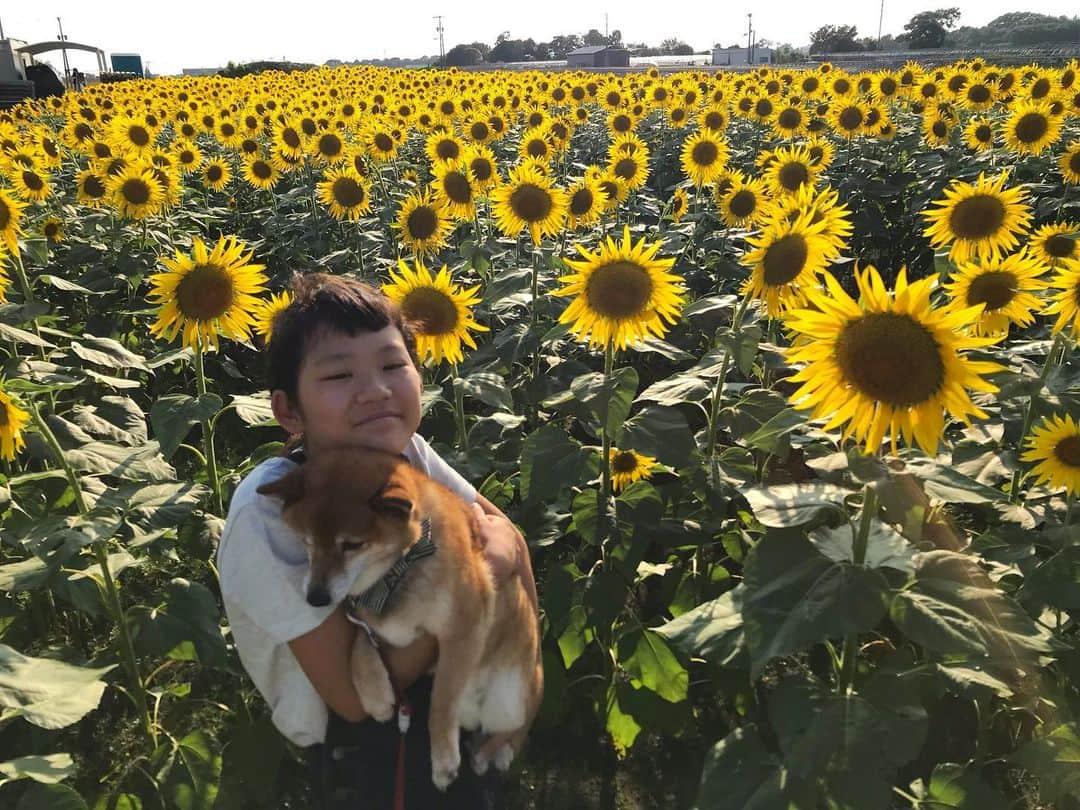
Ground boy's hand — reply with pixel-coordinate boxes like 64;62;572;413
473;502;520;584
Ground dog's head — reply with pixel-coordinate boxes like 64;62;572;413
257;448;419;607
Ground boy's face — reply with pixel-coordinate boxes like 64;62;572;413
270;325;422;458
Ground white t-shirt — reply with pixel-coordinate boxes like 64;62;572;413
216;434;477;747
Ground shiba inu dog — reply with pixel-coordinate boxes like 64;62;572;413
257;447;542;789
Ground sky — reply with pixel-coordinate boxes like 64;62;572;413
2;1;1077;75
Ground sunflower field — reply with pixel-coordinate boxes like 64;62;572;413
1;57;1080;808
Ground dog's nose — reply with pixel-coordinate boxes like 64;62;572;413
307;585;331;607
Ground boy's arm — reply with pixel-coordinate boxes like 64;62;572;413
474;495;539;615
288;606;437;723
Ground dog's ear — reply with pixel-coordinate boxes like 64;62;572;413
370;483;412;520
257;468;305;506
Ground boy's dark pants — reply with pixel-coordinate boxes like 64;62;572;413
308;676;500;809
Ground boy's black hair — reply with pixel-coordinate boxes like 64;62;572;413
265;272;418;404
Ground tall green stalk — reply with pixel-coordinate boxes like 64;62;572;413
597;339;616;547
193;339;224;516
839;486;878;696
451;362;469;452
28;401;155;744
705;293;752;487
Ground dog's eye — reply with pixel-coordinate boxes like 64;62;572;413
341;540;365;551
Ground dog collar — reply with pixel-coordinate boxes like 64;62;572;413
344;517;435;617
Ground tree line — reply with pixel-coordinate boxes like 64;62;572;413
444;30;699;66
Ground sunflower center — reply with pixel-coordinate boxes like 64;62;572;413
571;188;594;216
407;206;438;239
470;158;492;182
835;313;945;407
949;194;1006;240
436;139;460;161
613;158;638;181
176;263;235;322
777;161;809;191
443;171;472;204
968;85;991;103
1054;435;1080;468
932;120;948;137
526;138;548;158
121;178;151;205
253;161;272;180
612;451;639;474
965;270;1017;311
128;125;150;146
45;221;59;238
585;261;654;319
1031;78;1051;99
207;165;223;182
755;99;773;117
729;189;757;219
762;234;809;285
881;78;897;95
283;129;301;148
510;183;552;223
22;171;43;192
319;134;342;156
402;287;458;335
75;122;93;142
778;108;801;129
975;125;992;142
1045;234;1075;258
332;177;366;208
691;140;720;167
838;107;863;131
1071;152;1080;174
1011;114;1049;150
470;121;489;140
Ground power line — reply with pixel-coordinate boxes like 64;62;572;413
433;16;445;65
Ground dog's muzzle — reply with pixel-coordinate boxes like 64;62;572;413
306;584;332;607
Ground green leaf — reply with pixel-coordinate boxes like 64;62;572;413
520;425;595;503
694;724;800;810
70;336;148;371
621;404;693;467
901;457;1005;504
924;762;1010;809
556;605;589;669
742;483;851;527
570;367;638;442
456;372;513;411
0;645;114;729
150;394;224;460
77;396;148;445
621;629;688;702
0;754;75;785
128;578;228;668
743;532;889;678
605;682;643;756
0;556;55;593
64;442;174;482
741;407;802;456
715;325;763;376
167;730;221;810
15;783;88;810
1011;722;1080;803
230;393;276;427
808;521;917;573
655;586;746;669
635;371;712;407
570;489;600;544
420;384;445;417
583;568;628;635
0;322;54;348
890;551;1054;666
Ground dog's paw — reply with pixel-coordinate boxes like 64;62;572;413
493;743;515;772
470;748;491;775
431;744;461;791
351;661;395;723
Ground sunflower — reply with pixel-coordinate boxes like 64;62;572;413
764;144;819;197
717;174;770;228
553;225;684;351
242;156;278;191
923;113;953;148
772;104;807;139
923;172;1033;263
108;114;156;156
1061;140;1080;184
741;211;832;317
382;260;487;365
595;172;628;211
1044;259;1080;338
75;168;108;208
609;448;657;492
1003;101;1061;156
173;140;204;174
548;173;602;229
147;235;268;351
1028;222;1078;267
273;120;307;159
942;250;1048;336
432;160;476;221
203;158;232;192
462;144;498;192
312;130;348;164
42;215;65;243
607;147;649;193
254;290;293;341
107;164;165;220
829;100;867;138
316;167;372;221
489;163;568;246
0;388;30;462
1021;413;1080;496
785;266;1002;455
426;131;465;165
680;130;729;187
669;188;689;223
11;167;51;202
395;188;452;258
771;183;853;260
963;118;995;151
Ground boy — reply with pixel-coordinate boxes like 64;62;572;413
216;272;537;809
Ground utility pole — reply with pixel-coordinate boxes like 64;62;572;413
605;13;609;39
746;13;753;65
434;16;445;66
56;17;70;90
878;0;885;46
1;16;6;39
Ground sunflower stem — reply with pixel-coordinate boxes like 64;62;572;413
1009;333;1067;503
838;486;878;696
597;339;616;547
705;293;752;487
451;362;469;452
529;248;543;426
194;339;225;516
27;400;155;745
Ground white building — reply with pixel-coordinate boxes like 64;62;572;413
712;46;772;66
